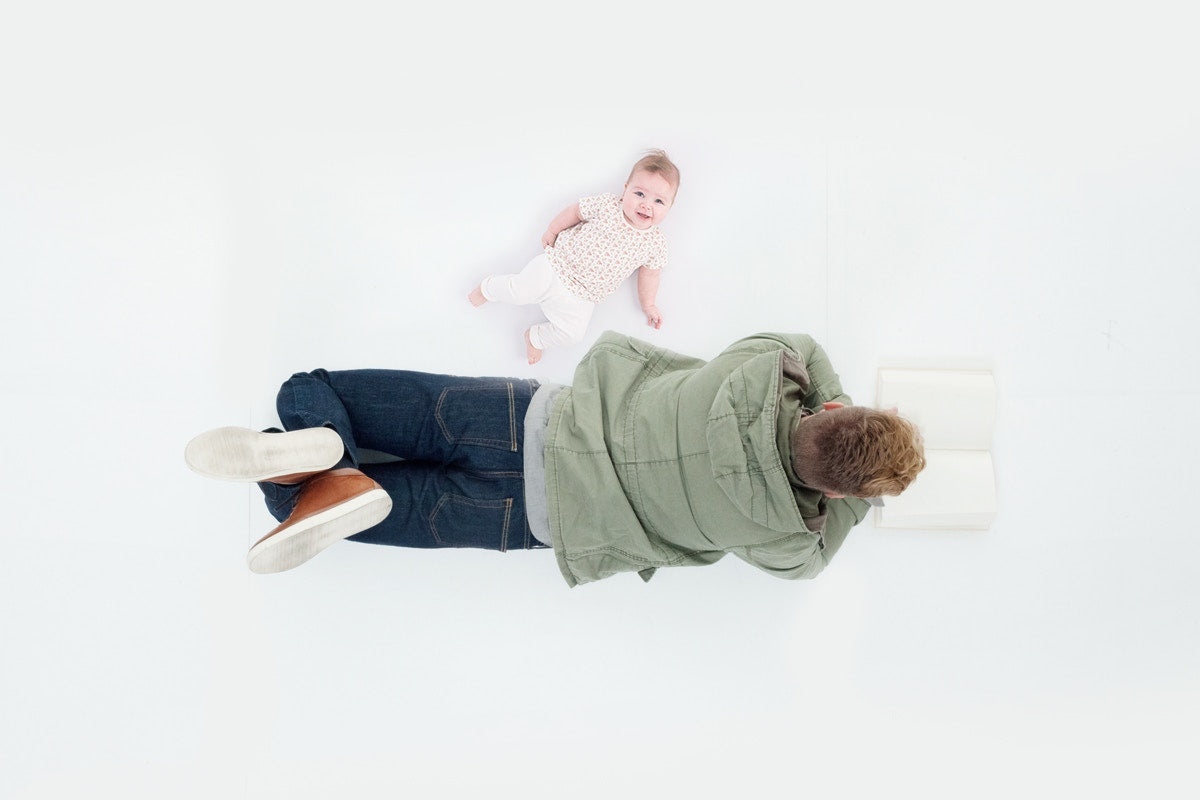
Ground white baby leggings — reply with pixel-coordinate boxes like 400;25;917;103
480;254;595;350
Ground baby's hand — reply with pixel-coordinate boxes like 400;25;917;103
541;230;558;248
643;305;663;330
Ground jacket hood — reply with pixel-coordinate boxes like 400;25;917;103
705;350;807;533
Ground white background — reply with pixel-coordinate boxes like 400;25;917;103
2;2;1197;798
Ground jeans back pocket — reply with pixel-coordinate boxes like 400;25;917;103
435;382;518;452
429;494;514;551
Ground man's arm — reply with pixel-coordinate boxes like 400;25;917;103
816;497;872;563
721;333;851;405
729;533;827;581
729;493;870;580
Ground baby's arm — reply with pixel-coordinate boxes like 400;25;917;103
541;203;583;247
637;266;663;329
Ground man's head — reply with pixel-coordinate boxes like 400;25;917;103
791;403;925;498
620;149;679;230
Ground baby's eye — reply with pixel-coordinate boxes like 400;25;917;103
655;198;664;204
634;191;644;197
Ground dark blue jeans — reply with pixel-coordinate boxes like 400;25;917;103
259;369;545;551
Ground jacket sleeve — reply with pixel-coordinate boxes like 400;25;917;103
731;495;869;580
721;333;852;406
728;533;827;580
818;496;872;563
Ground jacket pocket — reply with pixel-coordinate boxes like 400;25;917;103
435;382;518;451
429;494;514;551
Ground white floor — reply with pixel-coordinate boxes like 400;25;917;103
3;4;1198;798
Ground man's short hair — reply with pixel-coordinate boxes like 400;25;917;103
796;407;925;497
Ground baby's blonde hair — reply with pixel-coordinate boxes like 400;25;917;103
628;149;680;196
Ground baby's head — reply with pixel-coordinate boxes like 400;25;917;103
621;149;680;230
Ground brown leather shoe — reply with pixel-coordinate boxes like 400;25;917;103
185;426;344;483
247;468;392;574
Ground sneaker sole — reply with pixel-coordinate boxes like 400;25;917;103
247;488;393;574
184;426;344;482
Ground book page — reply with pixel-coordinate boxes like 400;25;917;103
876;450;997;530
877;368;996;450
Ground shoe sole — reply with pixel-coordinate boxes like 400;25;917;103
184;426;344;482
247;488;392;574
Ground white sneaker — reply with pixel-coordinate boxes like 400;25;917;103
184;426;344;483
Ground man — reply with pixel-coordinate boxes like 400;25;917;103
185;331;925;587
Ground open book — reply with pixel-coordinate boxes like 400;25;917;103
874;368;997;530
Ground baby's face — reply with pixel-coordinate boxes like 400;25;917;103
620;169;675;229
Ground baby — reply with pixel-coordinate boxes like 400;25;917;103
469;149;679;364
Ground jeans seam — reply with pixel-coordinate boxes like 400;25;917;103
507;382;516;451
500;498;512;552
428;494;449;544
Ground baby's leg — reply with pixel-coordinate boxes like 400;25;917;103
471;254;554;307
524;328;542;364
527;290;594;361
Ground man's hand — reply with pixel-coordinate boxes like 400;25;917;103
643;305;663;329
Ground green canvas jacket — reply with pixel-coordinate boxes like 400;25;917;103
544;332;872;587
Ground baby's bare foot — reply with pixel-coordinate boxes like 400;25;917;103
468;285;487;307
524;329;542;365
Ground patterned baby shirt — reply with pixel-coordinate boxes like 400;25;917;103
545;193;668;304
